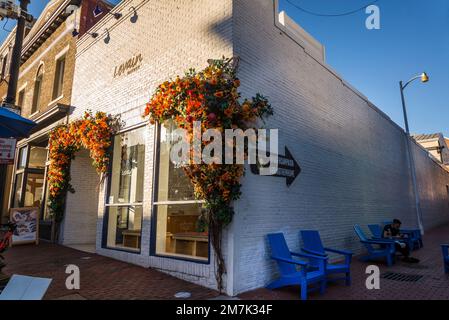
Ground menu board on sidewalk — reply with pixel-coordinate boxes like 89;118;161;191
9;207;40;245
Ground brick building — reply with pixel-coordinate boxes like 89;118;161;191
413;133;449;169
63;0;449;296
0;0;113;235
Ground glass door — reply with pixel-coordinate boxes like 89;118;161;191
11;140;50;239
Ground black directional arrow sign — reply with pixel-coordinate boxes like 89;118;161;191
250;146;301;187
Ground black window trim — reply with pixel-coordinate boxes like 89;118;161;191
149;122;211;265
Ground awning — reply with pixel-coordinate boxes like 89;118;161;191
0;107;37;138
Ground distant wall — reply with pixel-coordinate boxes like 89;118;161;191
230;0;449;295
61;149;100;245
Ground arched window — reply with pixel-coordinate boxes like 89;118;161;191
1;54;8;79
32;65;44;114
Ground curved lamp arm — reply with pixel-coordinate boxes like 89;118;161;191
401;73;429;90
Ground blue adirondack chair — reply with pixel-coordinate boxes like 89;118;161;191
368;224;415;252
382;220;422;249
442;244;449;273
354;225;396;266
300;230;353;286
266;233;328;300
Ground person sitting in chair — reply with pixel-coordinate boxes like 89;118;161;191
383;219;420;263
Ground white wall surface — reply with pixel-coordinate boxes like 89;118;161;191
230;0;449;294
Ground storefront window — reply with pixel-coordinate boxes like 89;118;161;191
12;173;24;208
24;173;45;207
154;123;209;261
11;142;48;216
105;127;145;251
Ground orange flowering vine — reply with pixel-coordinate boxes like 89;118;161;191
47;111;120;237
144;57;273;292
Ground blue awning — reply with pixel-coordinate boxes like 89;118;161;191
0;107;37;138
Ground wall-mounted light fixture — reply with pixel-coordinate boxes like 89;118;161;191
72;28;98;38
93;2;122;19
104;28;110;44
129;6;138;23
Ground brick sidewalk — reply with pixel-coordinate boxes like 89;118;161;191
3;224;449;300
2;243;219;300
239;224;449;300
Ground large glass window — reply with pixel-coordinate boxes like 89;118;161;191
105;127;145;251
11;143;48;214
154;122;209;261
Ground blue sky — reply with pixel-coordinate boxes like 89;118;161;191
1;0;448;136
278;0;449;137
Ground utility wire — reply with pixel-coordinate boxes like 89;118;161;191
285;0;381;17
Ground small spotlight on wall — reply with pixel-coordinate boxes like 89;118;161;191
129;6;138;23
93;2;122;19
87;31;99;38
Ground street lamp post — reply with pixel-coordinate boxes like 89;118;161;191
399;72;429;235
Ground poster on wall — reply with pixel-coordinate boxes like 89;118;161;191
0;138;17;165
9;207;39;245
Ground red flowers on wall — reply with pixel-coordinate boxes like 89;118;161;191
144;57;273;291
47;111;119;234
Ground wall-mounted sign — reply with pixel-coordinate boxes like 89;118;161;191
250;146;301;187
113;53;143;78
0;138;16;165
10;207;39;245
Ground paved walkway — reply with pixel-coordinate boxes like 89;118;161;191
2;224;449;300
2;243;219;300
239;224;449;300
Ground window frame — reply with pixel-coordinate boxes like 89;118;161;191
11;144;48;217
31;65;44;115
101;125;146;254
149;123;210;264
52;54;66;100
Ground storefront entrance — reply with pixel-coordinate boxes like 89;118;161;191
10;138;52;240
